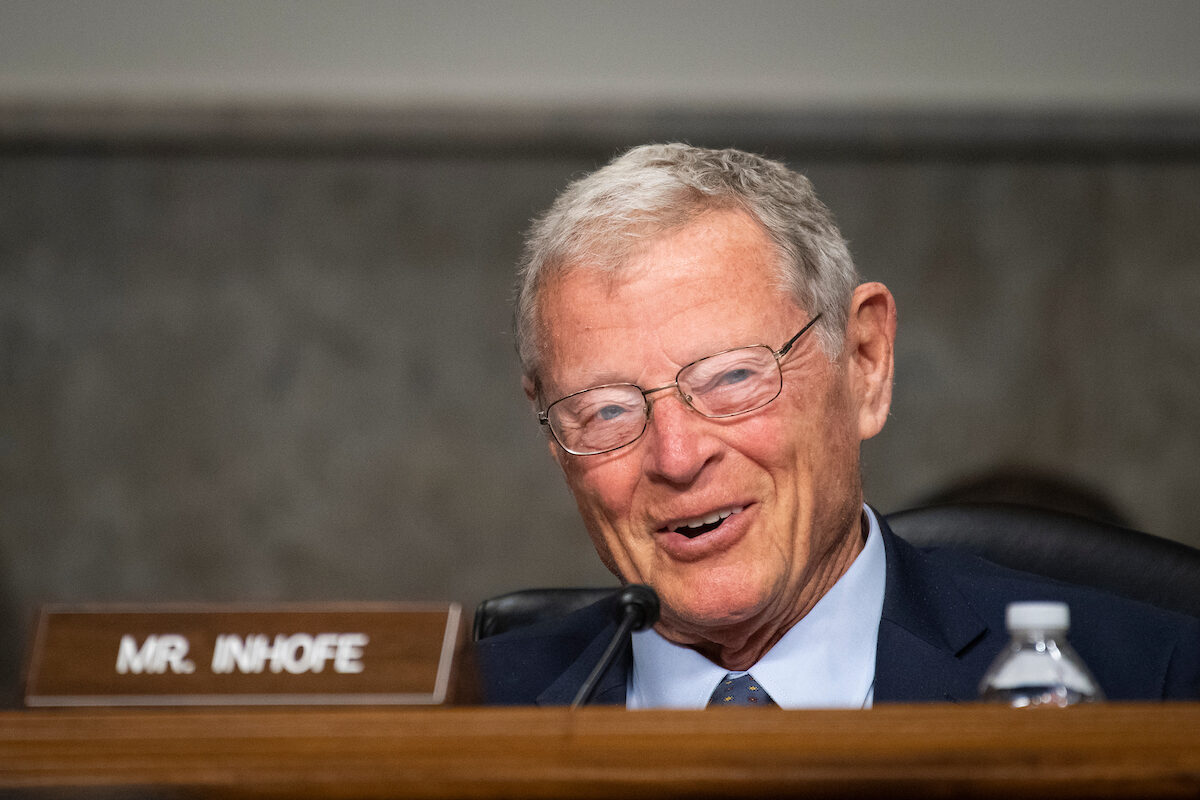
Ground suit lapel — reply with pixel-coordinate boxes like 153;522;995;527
536;618;630;706
874;516;993;703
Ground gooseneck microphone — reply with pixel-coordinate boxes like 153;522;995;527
570;584;660;709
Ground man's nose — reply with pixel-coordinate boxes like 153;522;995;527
642;391;721;485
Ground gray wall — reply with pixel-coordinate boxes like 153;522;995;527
4;117;1200;704
3;1;1199;108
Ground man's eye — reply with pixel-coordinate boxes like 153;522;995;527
716;368;753;386
595;404;630;422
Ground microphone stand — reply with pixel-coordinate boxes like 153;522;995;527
570;585;659;709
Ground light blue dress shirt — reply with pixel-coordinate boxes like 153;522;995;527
627;505;886;709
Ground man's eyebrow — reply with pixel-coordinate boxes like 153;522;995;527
556;343;749;394
560;369;636;392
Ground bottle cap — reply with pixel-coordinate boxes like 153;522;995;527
1005;601;1070;632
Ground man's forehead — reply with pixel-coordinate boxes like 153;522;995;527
537;288;800;393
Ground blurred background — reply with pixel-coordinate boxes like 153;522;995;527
2;1;1199;704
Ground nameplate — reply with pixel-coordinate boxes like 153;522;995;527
24;603;466;707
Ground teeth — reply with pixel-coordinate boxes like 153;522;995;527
671;506;744;532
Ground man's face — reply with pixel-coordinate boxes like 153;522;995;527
535;208;887;652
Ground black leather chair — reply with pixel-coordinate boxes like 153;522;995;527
473;503;1200;640
474;587;617;641
886;502;1200;619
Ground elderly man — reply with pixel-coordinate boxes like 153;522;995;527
476;144;1199;707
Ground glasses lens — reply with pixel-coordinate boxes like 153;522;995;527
679;346;781;417
548;384;648;454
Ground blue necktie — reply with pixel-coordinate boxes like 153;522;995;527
708;673;776;707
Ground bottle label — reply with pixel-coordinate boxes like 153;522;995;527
984;650;1096;692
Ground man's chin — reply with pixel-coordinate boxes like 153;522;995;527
655;592;767;643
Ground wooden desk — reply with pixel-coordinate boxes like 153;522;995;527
1;704;1198;798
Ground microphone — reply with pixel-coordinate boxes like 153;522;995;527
570;584;660;709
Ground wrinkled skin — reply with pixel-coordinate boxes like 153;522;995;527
530;208;896;669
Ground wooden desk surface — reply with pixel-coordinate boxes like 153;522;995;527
1;703;1198;798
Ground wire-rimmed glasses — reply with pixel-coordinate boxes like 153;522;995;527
538;314;823;455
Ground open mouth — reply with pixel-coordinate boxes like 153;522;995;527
668;506;745;539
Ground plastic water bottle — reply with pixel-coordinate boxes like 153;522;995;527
978;601;1104;707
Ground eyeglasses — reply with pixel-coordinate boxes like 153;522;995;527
538;314;823;456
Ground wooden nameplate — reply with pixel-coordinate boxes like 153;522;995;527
23;602;469;706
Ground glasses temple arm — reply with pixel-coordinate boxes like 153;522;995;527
775;312;823;358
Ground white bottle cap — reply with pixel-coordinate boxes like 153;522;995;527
1006;601;1070;632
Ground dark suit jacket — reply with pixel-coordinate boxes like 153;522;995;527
475;517;1200;705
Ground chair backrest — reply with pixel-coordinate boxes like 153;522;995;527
473;586;617;641
885;502;1200;619
472;503;1200;640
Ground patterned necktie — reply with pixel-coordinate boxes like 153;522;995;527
708;673;776;707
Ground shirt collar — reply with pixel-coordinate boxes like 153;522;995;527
627;504;886;709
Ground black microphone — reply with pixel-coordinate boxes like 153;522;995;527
570;584;660;709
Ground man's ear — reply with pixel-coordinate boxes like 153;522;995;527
845;282;897;441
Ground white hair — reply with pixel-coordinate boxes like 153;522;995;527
515;143;859;382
